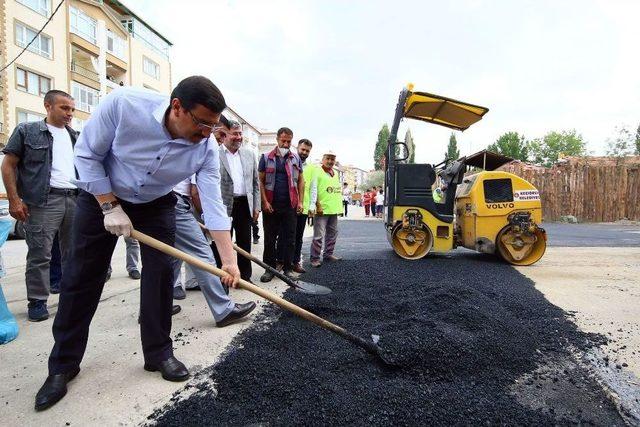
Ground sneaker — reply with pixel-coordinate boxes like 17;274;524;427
173;286;186;300
293;263;306;274
324;255;342;262
28;300;49;322
310;260;322;268
260;271;275;283
50;282;60;295
128;269;141;280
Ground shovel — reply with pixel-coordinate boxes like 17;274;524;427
232;244;332;295
196;221;331;295
130;229;387;364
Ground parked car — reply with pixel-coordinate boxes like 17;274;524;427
0;199;25;239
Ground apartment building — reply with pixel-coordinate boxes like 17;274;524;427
0;0;172;145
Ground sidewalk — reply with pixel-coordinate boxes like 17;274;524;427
0;236;287;425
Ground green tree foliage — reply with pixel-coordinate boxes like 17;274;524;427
374;124;390;170
445;133;460;162
529;130;586;167
404;129;415;163
606;126;636;157
486;132;529;161
635;123;640;155
363;170;385;190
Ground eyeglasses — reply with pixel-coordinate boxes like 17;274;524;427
188;110;221;133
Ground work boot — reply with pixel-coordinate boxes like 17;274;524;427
28;300;49;322
293;263;306;274
284;270;299;280
260;271;274;283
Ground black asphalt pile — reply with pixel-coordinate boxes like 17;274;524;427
151;221;623;426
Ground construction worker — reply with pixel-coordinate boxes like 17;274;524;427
292;139;316;273
308;150;342;267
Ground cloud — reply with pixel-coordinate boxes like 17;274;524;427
136;0;640;167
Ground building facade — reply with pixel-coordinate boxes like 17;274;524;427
0;0;172;144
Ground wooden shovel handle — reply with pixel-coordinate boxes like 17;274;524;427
129;229;372;351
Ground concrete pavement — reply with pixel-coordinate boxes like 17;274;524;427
0;235;288;425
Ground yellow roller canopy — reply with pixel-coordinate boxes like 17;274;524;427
404;91;489;131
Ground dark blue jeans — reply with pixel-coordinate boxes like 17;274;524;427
48;190;177;375
49;233;62;286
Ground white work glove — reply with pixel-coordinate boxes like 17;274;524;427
103;205;133;237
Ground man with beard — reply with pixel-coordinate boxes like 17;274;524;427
218;119;261;281
258;128;304;281
290;139;315;273
34;77;245;411
2;90;78;322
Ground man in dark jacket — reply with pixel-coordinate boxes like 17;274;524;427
1;90;78;322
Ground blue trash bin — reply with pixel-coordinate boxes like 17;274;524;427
0;218;19;344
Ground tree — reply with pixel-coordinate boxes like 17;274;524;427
486;131;529;161
606;126;635;157
635;123;640;155
445;133;460;162
362;170;385;190
529;130;587;167
404;129;415;163
373;124;390;170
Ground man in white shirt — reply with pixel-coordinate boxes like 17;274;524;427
1;90;78;322
218;118;261;281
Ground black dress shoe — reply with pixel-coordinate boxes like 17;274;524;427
216;302;256;328
128;269;141;280
144;356;189;382
35;368;80;411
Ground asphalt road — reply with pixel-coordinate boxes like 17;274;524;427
543;222;640;247
150;220;626;425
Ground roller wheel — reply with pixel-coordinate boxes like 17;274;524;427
496;226;546;266
390;222;433;260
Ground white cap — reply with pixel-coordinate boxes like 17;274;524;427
323;150;337;157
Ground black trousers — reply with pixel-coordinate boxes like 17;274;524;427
231;196;252;281
49;190;177;375
293;214;308;264
263;206;296;270
343;200;349;216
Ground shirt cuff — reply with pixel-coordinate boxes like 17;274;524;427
73;176;113;195
202;210;231;231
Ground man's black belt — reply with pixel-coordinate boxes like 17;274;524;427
233;195;248;200
50;187;78;196
172;191;191;202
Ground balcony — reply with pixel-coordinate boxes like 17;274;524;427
70;61;99;82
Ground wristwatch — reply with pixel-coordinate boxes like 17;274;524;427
100;200;120;213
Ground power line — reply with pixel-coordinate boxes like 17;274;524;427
0;0;66;74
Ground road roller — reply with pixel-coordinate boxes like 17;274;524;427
383;85;547;265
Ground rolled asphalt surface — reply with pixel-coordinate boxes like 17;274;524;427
1;206;639;425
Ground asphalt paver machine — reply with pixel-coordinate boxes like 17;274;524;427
383;84;546;265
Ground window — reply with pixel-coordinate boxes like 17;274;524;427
70;6;97;44
143;57;159;79
71;81;99;113
17;110;46;124
16;67;51;96
107;30;126;59
16;0;50;17
121;18;170;58
71;117;86;132
15;22;52;59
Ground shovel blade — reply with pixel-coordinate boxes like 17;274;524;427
294;280;332;295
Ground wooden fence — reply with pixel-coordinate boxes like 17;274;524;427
499;156;640;222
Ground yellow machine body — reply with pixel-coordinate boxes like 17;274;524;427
383;84;546;265
454;171;546;265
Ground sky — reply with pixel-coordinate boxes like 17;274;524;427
134;0;640;169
